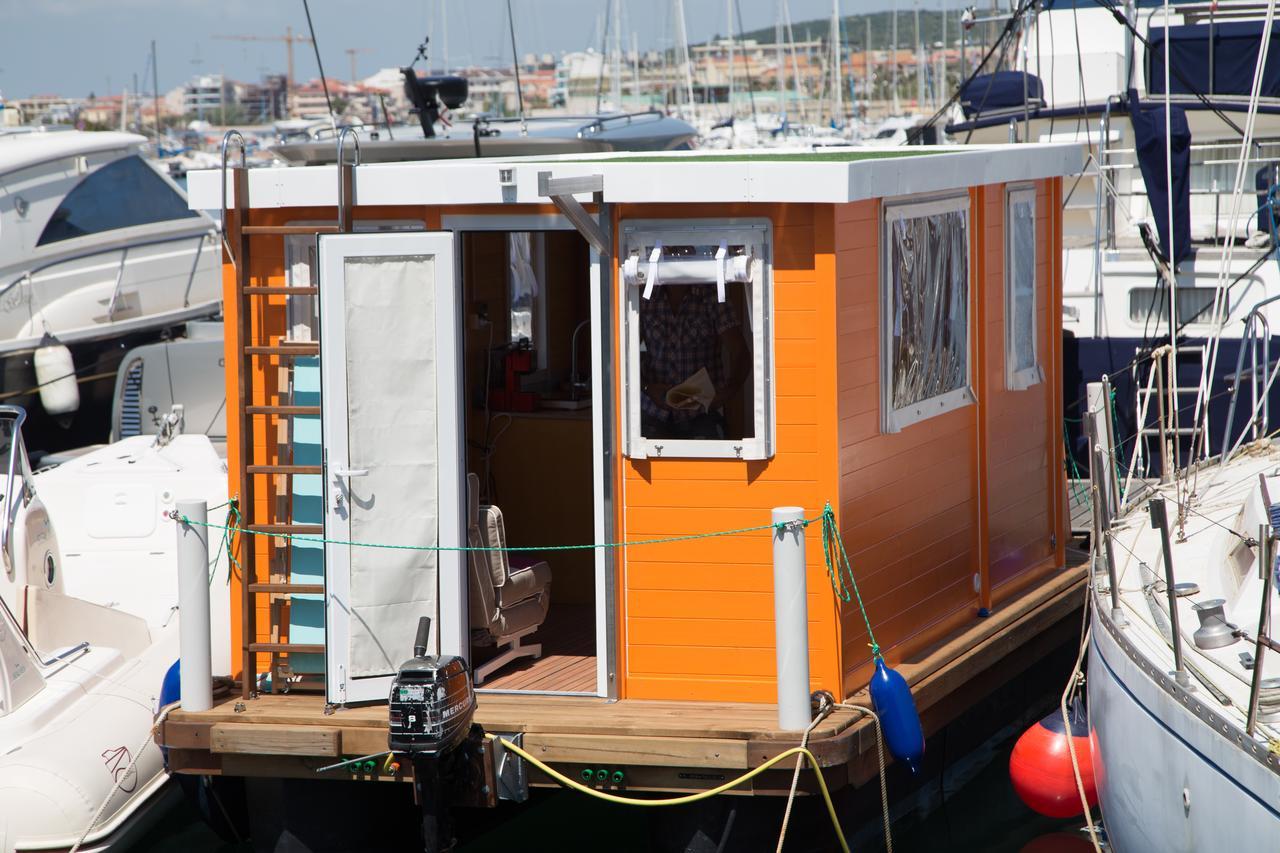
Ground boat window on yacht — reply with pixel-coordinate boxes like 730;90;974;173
1006;185;1043;391
1128;286;1220;327
36;155;197;246
882;193;974;432
621;222;773;460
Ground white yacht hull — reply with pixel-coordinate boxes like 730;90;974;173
1089;605;1280;852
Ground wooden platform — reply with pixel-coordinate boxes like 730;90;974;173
477;603;596;693
160;562;1088;797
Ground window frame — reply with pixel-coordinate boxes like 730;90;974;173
620;219;774;461
880;192;975;433
1005;183;1044;391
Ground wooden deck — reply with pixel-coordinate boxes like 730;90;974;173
477;603;596;693
160;561;1089;797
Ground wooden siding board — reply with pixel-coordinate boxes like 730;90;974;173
617;202;843;703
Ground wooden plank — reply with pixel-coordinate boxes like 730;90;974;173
211;723;341;757
519;733;749;769
247;523;323;535
248;583;325;595
246;465;322;476
245;344;321;357
242;286;320;296
245;405;321;416
249;642;325;654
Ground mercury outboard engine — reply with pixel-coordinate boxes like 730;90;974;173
389;616;477;852
400;37;468;139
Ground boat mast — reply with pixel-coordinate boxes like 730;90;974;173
915;0;924;109
831;0;843;125
866;17;873;120
892;0;900;113
728;0;736;120
939;0;946;110
674;0;695;118
152;40;161;145
776;0;786;122
612;0;623;109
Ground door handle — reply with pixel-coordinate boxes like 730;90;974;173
333;468;369;477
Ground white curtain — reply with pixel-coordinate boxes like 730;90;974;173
342;255;439;677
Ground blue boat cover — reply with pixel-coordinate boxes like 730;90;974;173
1128;89;1192;266
1147;22;1280;99
958;71;1044;119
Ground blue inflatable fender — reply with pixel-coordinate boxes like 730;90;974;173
868;657;925;774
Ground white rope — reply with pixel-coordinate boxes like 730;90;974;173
69;702;177;853
834;703;893;853
1062;600;1103;853
776;703;831;853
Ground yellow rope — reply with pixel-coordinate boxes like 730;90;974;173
484;733;851;853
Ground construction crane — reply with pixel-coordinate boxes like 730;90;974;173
212;27;313;114
344;48;373;84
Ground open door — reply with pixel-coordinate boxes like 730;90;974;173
319;232;463;704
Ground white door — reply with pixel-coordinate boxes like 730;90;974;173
318;232;464;705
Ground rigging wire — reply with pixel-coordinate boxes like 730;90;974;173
300;0;336;132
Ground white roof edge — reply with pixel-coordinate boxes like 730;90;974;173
187;142;1087;212
0;130;148;175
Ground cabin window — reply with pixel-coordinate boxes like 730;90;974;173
1128;286;1220;327
36;155;197;246
621;221;773;460
881;193;973;432
1005;185;1042;390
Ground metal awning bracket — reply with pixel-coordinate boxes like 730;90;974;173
537;171;608;254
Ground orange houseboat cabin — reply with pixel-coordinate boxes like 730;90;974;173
184;143;1082;710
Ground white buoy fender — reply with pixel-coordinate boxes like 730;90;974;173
33;341;79;417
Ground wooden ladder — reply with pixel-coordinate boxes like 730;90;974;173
222;128;361;698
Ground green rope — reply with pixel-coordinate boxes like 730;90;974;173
1063;422;1089;507
818;503;880;659
174;512;820;553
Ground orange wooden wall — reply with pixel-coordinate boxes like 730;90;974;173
613;202;845;703
831;181;1066;698
219;189;1065;706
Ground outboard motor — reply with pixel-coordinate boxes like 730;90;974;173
400;37;468;139
389;616;478;853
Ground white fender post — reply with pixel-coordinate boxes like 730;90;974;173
772;506;811;731
176;499;212;712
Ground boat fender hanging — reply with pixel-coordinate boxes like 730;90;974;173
33;335;79;417
868;657;925;774
1009;699;1098;819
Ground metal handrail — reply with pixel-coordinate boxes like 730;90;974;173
0;229;218;306
1246;489;1273;738
0;406;28;573
219;129;247;255
576;109;667;137
1224;294;1280;461
336;126;362;233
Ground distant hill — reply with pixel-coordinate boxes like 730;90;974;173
722;9;972;50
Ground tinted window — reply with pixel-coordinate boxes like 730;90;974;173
38;155;197;246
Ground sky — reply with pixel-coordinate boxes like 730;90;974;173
0;0;965;100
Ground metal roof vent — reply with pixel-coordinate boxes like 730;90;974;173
1192;599;1238;650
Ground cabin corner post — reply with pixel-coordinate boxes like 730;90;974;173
232;165;255;699
596;200;620;702
772;506;811;731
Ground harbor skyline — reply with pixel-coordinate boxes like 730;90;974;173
1;0;974;101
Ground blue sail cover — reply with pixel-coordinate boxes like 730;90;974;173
958;71;1045;119
1128;89;1192;266
1147;22;1280;98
